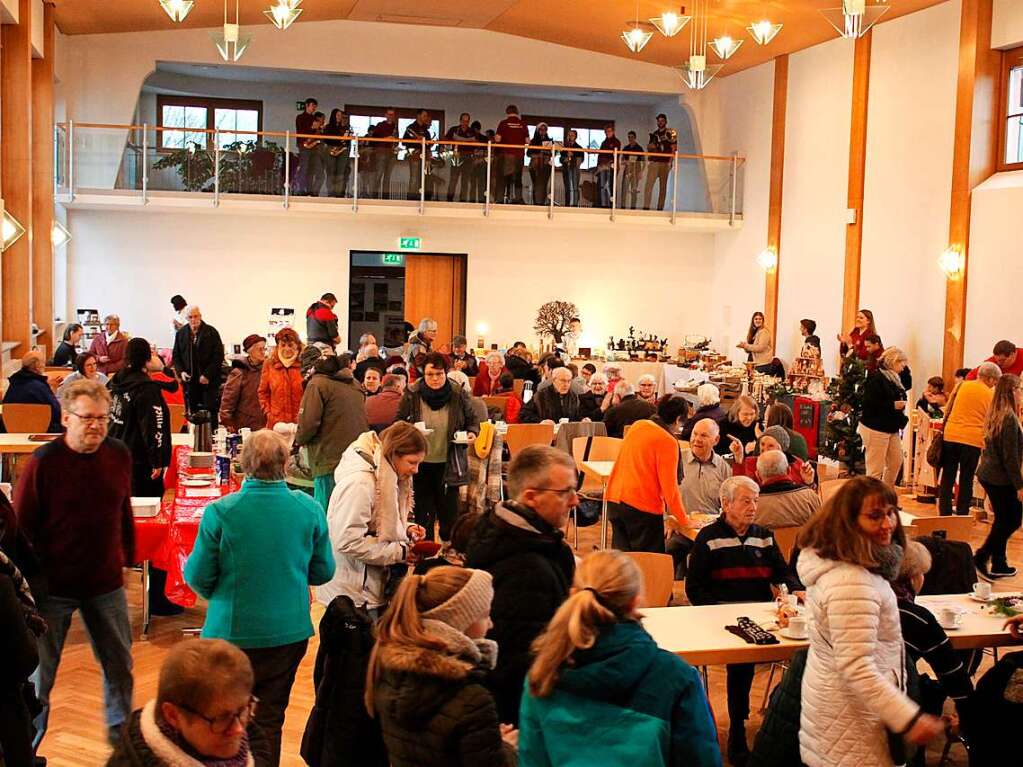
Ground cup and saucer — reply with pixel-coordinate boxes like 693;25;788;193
969;581;993;603
779;615;809;640
937;606;966;630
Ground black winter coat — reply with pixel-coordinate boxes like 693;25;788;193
860;369;908;434
748;649;808;767
301;596;387;767
108;370;173;472
0;573;38;767
372;641;514;767
602;395;655;438
396;381;481;443
171;322;225;384
464;502;575;724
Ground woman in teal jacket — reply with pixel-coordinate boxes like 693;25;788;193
519;550;721;767
184;429;335;767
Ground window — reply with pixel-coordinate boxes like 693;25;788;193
1000;46;1023;170
524;116;614;169
345;105;444;160
157;95;263;150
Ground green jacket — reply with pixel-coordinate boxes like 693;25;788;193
296;368;369;477
518;621;721;767
184;478;335;648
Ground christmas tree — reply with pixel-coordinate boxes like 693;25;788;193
821;354;869;473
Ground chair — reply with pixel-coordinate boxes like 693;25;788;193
571;436;623;495
503;423;555;459
168;403;187;434
1;403;53;433
482;396;509;420
512;379;525;398
773;525;804;563
624;552;674;607
911;514;975;543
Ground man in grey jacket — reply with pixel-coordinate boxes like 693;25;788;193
754;451;820;530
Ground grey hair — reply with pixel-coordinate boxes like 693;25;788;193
418;317;438;332
898;540;933;582
879;346;908;370
508;445;577;500
59;378;111;411
637;374;656;386
184;304;202;317
697;382;720;407
447;370;470;390
615;380;634;397
603;363;623;377
486;350;504;365
977;361;1002;382
589;373;608;387
239;429;289;480
719;475;759;505
551;366;573;381
358;333;376;346
756;450;789;480
103;314;120;323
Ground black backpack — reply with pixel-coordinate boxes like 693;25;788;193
915;532;976;596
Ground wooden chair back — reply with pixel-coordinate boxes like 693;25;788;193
772;525;804;563
911;514;975;544
503;423;555;459
482;396;509;420
624;551;675;607
1;403;54;433
572;436;623;494
513;379;525;398
168;403;187;434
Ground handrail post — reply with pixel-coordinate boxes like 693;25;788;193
611;148;619;222
68;119;75;201
283;131;291;209
484;142;492;217
547;146;555;220
729;152;737;226
213;131;221;207
419;136;426;215
670;153;679;225
352;139;360;212
141;123;149;205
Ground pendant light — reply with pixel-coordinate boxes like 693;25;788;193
747;18;782;45
650;7;691;38
820;0;890;39
710;34;743;60
678;0;723;90
621;0;654;53
159;0;194;23
212;0;252;62
265;0;303;30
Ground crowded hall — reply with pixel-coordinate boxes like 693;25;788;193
4;1;1023;766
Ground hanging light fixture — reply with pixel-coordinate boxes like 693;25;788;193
212;0;252;62
621;0;654;53
756;247;778;272
265;0;303;30
51;221;72;249
747;18;782;45
159;0;194;23
820;0;889;39
650;7;691;38
710;34;743;60
677;0;723;90
1;209;26;252
938;245;965;280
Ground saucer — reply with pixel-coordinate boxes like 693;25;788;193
938;622;963;631
779;628;808;640
969;592;992;603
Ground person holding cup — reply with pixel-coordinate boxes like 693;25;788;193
858;347;910;486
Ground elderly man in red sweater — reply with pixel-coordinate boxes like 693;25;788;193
15;378;135;752
605;395;690;552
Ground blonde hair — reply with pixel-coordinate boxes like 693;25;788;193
527;551;641;698
379;421;428;462
984;374;1022;444
898;540;932;582
879;346;907;371
728;395;759;423
365;567;473;715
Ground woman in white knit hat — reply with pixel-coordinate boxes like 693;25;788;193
366;566;517;767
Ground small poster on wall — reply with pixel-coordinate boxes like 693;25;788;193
268;307;295;341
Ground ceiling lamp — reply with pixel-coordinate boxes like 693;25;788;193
621;0;654;53
756;247;779;272
159;0;194;23
747;18;782;45
265;0;303;30
820;0;889;39
710;34;743;60
938;245;965;280
677;0;722;90
212;0;252;61
51;221;72;250
1;209;26;252
650;9;691;37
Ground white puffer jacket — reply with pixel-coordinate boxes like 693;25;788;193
797;548;919;767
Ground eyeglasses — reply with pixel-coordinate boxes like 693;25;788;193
859;506;899;525
179;695;258;735
531;486;579;499
67;411;110;426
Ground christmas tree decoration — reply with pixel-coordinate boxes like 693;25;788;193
820;354;868;472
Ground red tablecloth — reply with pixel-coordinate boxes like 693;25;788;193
133;445;239;607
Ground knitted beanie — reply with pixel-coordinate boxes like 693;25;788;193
762;425;791;453
421;569;494;634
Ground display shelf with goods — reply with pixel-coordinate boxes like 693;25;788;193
820;354;868;473
787;347;828;397
76;308;102;353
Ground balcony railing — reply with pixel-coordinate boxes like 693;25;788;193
54;122;745;223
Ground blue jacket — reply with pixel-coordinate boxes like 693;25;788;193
184;478;335;648
518;621;721;767
2;368;62;433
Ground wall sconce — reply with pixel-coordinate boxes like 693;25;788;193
475;322;489;350
756;247;778;272
938;245;965;280
51;221;72;249
1;209;26;252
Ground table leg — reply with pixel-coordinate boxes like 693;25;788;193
141;560;151;641
600;479;609;549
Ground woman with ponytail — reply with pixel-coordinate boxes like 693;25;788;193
518;551;720;767
365;565;517;767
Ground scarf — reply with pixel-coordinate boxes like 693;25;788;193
420;380;453;411
144;701;254;767
0;548;46;637
880;365;906;395
421;618;499;671
873;542;904;582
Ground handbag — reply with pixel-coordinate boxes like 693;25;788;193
444;442;470;487
925;383;960;468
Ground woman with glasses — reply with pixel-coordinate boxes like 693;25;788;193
796;476;943;766
56;351;109;398
108;638;271;766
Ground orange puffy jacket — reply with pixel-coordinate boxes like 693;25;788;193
258;355;304;428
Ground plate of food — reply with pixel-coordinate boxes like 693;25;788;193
986;595;1023;617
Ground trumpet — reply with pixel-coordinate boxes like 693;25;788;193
667;128;678;142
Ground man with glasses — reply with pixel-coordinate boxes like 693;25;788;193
466;445;578;724
14;379;135;752
109;638;270;764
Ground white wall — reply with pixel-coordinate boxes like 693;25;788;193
993;0;1023;49
859;0;959;381
66;208;716;352
775;37;854;371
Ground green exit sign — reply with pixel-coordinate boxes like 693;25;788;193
382;253;404;265
399;236;421;250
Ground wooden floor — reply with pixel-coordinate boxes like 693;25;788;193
40;487;1023;766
